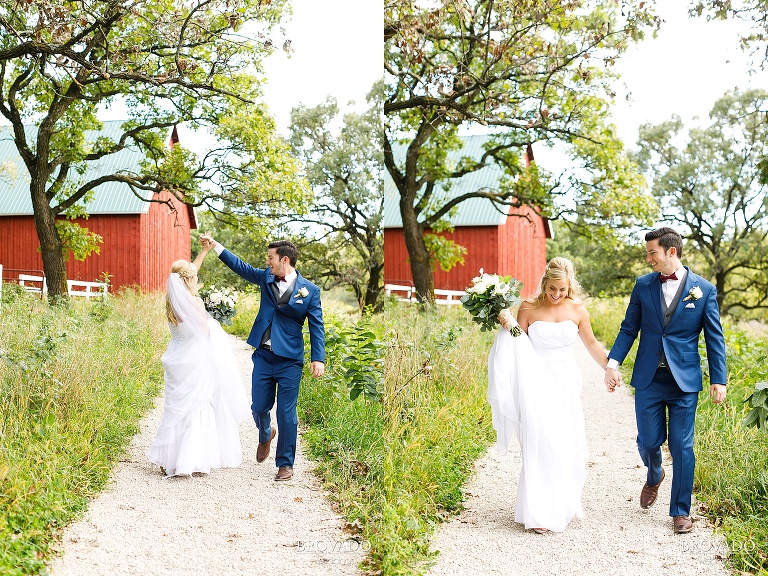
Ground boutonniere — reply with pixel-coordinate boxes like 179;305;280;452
683;286;703;302
295;286;309;299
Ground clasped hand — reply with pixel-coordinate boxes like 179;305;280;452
199;233;215;250
604;367;622;393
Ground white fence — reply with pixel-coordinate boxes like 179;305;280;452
17;273;108;300
384;283;465;305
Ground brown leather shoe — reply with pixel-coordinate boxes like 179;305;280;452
256;428;276;463
275;465;293;481
673;515;693;533
640;467;665;509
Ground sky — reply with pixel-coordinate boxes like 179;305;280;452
259;0;383;134
525;0;768;220
174;0;382;149
610;1;768;149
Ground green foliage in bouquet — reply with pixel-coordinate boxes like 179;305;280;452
460;271;522;332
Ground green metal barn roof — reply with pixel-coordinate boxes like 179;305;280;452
0;120;154;215
384;134;519;228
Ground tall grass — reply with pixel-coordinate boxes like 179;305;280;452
282;303;493;575
587;298;768;574
0;286;167;575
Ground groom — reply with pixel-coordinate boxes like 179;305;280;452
604;227;726;534
200;234;325;481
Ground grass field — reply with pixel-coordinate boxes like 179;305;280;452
0;286;167;576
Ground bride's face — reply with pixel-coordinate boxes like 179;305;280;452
545;278;569;306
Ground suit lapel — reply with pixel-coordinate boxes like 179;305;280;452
290;272;304;301
649;276;665;327
667;267;696;327
266;273;279;305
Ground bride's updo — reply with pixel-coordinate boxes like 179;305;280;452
166;260;199;324
171;260;199;295
528;257;583;307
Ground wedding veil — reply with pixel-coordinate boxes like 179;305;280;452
166;273;210;339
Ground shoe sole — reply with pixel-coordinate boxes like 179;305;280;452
274;474;293;481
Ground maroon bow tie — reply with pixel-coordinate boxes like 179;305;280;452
659;272;678;284
275;275;287;283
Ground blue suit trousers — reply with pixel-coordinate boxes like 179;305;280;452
251;346;304;467
635;367;699;517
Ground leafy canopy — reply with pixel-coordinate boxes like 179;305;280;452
385;0;659;231
0;0;310;227
635;88;768;315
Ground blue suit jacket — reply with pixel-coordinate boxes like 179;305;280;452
218;249;325;363
608;267;727;392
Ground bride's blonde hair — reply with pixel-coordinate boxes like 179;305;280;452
526;257;582;308
166;260;199;325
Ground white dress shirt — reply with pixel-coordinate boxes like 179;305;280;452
660;265;686;308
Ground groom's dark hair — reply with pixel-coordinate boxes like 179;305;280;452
269;240;298;267
645;227;683;258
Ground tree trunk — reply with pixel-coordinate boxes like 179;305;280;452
30;178;69;303
365;261;383;312
400;194;434;304
714;271;726;312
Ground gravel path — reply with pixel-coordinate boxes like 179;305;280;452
49;335;364;576
427;341;731;576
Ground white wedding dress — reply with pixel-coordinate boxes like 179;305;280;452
147;275;251;477
488;320;588;532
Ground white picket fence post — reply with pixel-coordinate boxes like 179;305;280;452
17;274;107;300
384;283;465;305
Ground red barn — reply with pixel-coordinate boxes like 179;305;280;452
0;121;196;293
384;135;551;298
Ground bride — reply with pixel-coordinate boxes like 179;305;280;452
147;251;251;477
489;257;614;533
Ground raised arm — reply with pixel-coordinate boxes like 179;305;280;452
192;238;213;271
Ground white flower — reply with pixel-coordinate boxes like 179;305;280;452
683;286;703;302
492;282;509;297
295;286;309;299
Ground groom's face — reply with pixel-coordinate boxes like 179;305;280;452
645;239;676;274
266;248;289;276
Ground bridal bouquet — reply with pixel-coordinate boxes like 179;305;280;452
200;285;238;325
460;270;523;336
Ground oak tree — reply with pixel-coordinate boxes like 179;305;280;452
0;0;308;301
636;88;768;315
385;0;658;302
288;81;384;312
